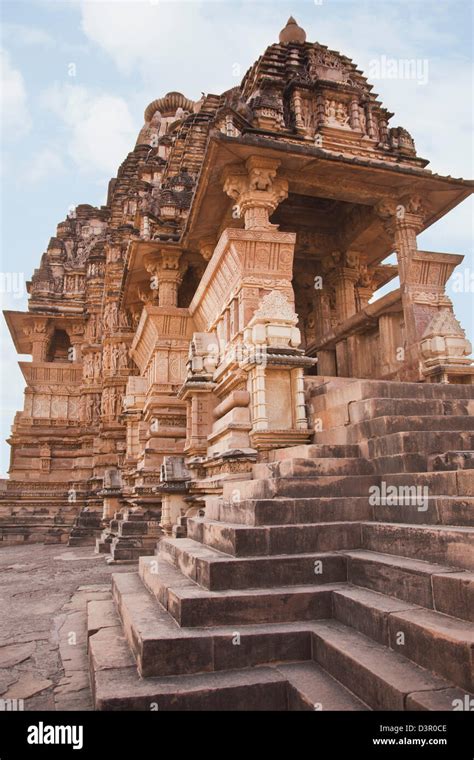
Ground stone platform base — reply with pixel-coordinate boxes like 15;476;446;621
0;505;80;547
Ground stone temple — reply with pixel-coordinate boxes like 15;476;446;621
1;18;473;710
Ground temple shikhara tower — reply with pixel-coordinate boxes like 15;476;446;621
1;19;473;710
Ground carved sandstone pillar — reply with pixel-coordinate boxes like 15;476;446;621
331;268;359;322
144;247;187;308
376;195;425;348
324;251;360;323
27;319;53;362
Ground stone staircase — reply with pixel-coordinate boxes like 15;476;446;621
88;379;473;710
96;508;162;563
68;509;104;547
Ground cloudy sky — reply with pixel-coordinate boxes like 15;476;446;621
0;0;472;476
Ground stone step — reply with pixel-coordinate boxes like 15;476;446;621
310;619;469;711
277;662;369;711
109;535;158;562
157;539;347;590
222;474;381;501
431;571;474;622
118;521;154;537
315;416;474;445
349;397;473;424
333;586;417;644
187;518;362;556
213;495;474;528
90;594;471;712
95;535;114;554
382;470;474;498
366;430;474;458
367;454;429;474
372;496;474;527
90;618;370;711
90;631;288;710
110;572;474;694
214;496;373;526
265;451;466;477
307;378;474;403
386;607;474;692
312;398;472;432
138;557;338;627
332;587;474;691
429;450;474;472
112;572;322;677
267;445;473;479
268;444;361;462
253;458;373;480
361;522;474;570
344;550;473;618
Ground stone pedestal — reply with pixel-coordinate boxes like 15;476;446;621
155;456;192;536
421;310;474;383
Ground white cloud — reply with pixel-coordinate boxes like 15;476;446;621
2;23;55;48
79;0;272;96
40;83;137;174
25;147;65;184
0;48;32;140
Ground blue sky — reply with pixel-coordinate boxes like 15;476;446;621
0;0;472;476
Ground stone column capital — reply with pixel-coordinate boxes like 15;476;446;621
144;247;183;273
143;248;187;307
375;194;426;235
222;156;288;230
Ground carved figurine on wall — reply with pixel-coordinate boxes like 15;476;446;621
93;352;102;378
111;345;119;373
118;343;129;370
85;394;94;423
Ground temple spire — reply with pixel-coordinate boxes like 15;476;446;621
279;16;307;44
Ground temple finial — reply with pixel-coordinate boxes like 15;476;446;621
279;16;307;44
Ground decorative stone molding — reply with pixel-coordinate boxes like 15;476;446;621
187;332;220;377
420;310;472;368
244;291;300;349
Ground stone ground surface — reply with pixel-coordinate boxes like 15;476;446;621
0;543;130;711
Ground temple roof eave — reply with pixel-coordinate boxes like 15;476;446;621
3;310;84;355
182;132;473;255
